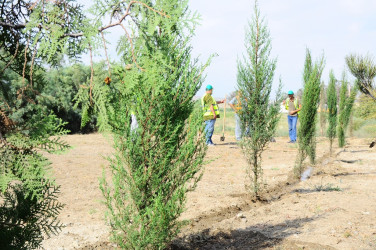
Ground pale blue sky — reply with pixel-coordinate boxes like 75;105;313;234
79;0;376;98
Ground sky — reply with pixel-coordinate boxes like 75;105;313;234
79;0;376;98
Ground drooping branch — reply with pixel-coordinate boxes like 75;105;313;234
22;35;31;85
101;31;111;77
0;1;170;38
0;41;19;75
88;43;94;105
120;23;144;71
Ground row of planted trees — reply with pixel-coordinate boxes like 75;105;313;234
237;3;375;198
1;0;375;249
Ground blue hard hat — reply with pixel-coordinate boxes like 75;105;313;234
288;90;294;95
206;84;213;90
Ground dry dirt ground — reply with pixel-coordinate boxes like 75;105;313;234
42;133;376;249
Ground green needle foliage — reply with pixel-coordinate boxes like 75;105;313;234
0;67;68;249
237;1;282;199
295;49;324;178
338;72;357;148
1;1;87;248
327;70;337;154
77;1;211;248
319;82;327;136
346;54;376;101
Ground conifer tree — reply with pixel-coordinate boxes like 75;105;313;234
338;72;357;148
327;70;337;155
74;1;211;248
237;1;282;199
294;49;324;178
0;1;86;248
319;82;327;136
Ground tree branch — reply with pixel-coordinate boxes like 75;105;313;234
0;1;170;38
120;23;144;71
88;43;94;105
0;41;19;75
101;31;111;77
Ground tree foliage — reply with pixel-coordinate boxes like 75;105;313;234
356;94;376;119
327;70;337;154
338;72;357;148
346;54;376;101
69;0;213;248
294;49;324;178
0;0;87;248
237;1;282;199
319;82;327;136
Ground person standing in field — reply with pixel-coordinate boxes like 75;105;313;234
201;85;225;146
229;91;242;141
283;90;302;143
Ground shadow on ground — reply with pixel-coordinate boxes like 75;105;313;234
170;216;335;250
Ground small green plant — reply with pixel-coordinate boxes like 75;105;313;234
327;70;338;155
344;230;352;238
313;183;342;192
294;49;324;178
237;1;282;199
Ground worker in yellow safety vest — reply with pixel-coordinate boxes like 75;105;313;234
282;90;302;143
201;84;225;146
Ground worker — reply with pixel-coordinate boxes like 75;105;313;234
201;85;225;146
229;91;242;141
283;90;302;143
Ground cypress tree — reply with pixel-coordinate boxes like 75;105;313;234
338;72;357;148
78;1;212;248
319;82;327;136
327;70;337;155
237;1;282;199
294;49;324;178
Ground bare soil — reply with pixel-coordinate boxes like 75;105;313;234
42;133;376;249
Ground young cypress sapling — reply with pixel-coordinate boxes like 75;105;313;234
338;72;357;148
327;70;337;155
294;49;324;179
91;1;212;248
237;1;282;199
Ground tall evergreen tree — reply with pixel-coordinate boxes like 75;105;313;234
319;82;327;136
237;1;282;199
327;70;337;155
294;49;324;178
338;72;357;148
73;1;212;248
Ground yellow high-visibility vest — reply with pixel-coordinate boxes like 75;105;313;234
201;95;220;119
235;94;242;111
285;98;300;115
